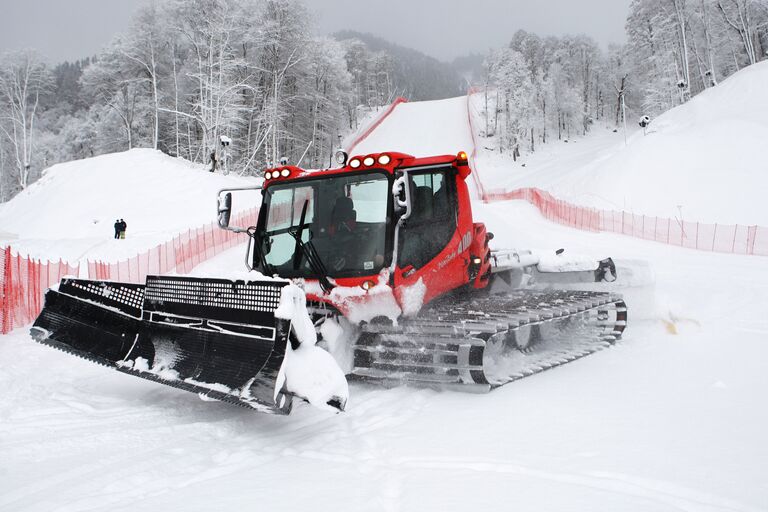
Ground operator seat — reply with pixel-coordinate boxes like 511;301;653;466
413;186;434;221
330;196;356;234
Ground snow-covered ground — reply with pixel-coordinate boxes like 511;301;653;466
0;149;260;263
471;60;768;225
3;209;766;511
2;72;768;511
352;96;475;158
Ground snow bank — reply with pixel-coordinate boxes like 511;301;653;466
474;61;768;225
0;149;260;261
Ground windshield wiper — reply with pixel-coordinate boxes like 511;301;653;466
289;200;335;293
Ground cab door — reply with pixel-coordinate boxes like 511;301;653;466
394;166;472;313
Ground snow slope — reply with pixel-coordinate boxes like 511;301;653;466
1;93;767;511
0;149;259;262
472;61;768;225
352;96;475;159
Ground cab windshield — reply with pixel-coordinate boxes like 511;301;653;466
260;172;391;278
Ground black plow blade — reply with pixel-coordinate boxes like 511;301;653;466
31;276;293;414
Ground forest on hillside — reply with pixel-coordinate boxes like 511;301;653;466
479;0;767;159
0;0;765;201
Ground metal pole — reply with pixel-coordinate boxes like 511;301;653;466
622;95;627;145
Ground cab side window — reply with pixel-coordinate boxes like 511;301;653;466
399;170;456;269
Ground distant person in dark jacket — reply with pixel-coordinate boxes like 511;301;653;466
209;151;217;172
119;219;127;239
114;219;121;239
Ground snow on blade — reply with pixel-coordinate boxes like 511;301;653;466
274;283;349;412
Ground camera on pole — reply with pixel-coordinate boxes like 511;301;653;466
639;115;651;135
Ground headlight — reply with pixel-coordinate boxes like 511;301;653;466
363;156;375;166
280;169;290;177
349;158;361;169
378;154;391;165
265;171;272;179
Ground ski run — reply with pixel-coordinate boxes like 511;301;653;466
1;61;767;512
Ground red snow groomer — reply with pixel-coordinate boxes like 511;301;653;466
31;150;626;414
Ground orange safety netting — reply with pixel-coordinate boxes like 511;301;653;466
483;187;767;256
0;246;80;334
0;208;258;334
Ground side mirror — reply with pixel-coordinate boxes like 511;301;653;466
216;185;262;233
218;192;232;229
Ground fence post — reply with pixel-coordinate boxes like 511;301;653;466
695;222;699;250
732;224;738;253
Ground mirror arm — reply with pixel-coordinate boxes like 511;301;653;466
216;184;263;233
389;171;413;274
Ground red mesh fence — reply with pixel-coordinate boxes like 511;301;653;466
484;187;768;256
0;208;258;334
86;208;259;284
345;97;408;154
0;246;81;334
465;87;767;256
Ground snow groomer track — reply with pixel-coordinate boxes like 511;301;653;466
353;290;627;388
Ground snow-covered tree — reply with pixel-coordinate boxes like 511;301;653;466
625;0;767;115
0;51;52;191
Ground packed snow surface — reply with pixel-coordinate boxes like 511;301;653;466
352;96;474;159
472;60;768;225
3;216;767;511
2;82;768;510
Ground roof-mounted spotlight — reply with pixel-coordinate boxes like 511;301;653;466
349;158;361;169
265;171;273;180
334;149;348;166
363;156;375;167
378;154;391;165
280;168;291;178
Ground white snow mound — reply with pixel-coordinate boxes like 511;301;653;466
0;149;259;261
484;61;768;225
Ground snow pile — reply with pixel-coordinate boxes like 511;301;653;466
474;61;768;225
0;149;259;262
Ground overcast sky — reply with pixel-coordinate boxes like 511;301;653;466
0;0;632;63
